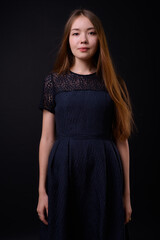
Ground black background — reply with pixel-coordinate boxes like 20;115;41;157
0;0;158;239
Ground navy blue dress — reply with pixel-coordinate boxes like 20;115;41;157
38;70;126;240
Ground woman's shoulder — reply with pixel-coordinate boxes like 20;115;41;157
45;70;69;81
43;71;61;89
43;70;70;94
45;71;59;80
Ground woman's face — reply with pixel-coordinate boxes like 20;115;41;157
69;15;99;61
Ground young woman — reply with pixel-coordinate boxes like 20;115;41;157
37;8;134;240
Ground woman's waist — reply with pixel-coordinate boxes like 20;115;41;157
56;132;113;140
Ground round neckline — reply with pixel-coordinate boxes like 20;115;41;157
69;70;97;76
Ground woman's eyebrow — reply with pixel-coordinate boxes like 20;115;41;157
71;27;95;31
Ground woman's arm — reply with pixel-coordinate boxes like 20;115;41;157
115;138;130;195
115;138;132;223
37;110;55;225
38;110;56;194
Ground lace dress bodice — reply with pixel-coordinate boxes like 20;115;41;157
39;70;107;114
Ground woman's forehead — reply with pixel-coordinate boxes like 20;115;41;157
71;16;94;30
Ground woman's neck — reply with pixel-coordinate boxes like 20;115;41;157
70;58;97;75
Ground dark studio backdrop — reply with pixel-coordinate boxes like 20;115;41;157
0;0;158;239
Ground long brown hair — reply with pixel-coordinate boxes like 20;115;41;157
52;8;135;141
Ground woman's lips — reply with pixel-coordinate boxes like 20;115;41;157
78;48;89;52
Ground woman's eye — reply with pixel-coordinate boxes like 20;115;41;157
72;33;79;35
89;31;96;35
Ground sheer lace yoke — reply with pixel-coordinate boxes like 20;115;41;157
39;71;107;114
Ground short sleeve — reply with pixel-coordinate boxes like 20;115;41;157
38;73;55;114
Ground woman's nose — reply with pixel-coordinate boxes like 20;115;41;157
80;33;88;43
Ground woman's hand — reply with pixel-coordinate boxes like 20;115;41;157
37;191;48;225
123;193;132;224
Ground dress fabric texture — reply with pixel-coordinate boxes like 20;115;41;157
38;70;126;240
